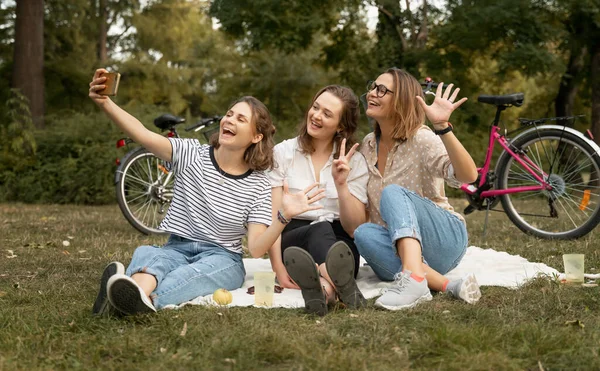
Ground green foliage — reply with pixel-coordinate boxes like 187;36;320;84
221;46;335;141
39;0;140;114
321;6;380;95
0;89;37;177
436;0;562;77
117;0;243;117
0;106;167;204
2;89;36;155
210;0;358;53
0;3;14;65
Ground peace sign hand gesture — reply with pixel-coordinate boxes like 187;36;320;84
332;138;359;187
416;83;467;128
280;181;326;220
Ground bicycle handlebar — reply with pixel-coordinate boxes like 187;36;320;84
420;77;440;94
185;115;223;132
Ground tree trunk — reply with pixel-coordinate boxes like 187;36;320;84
12;0;45;128
98;0;108;63
415;0;428;49
591;45;600;147
554;43;587;125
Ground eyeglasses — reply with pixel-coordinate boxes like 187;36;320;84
367;80;394;98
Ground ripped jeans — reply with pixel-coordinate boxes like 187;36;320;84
126;235;245;309
354;185;467;280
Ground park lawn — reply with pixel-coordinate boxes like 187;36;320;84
0;202;599;370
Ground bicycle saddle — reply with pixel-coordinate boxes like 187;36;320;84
154;114;185;130
478;93;524;107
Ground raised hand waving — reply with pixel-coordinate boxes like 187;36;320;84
416;83;467;127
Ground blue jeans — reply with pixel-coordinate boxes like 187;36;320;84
354;185;467;281
126;235;245;309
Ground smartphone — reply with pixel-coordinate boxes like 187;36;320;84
98;72;121;96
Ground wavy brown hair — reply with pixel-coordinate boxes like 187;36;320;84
373;68;426;140
297;85;360;159
211;96;276;171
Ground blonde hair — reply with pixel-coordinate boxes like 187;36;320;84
374;68;426;140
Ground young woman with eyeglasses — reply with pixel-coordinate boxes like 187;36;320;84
267;85;369;316
353;68;482;311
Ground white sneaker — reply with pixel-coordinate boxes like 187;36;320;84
107;274;156;315
448;273;481;304
375;270;432;311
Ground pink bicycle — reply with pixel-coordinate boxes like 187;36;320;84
422;80;600;239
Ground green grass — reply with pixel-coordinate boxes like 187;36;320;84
1;202;599;370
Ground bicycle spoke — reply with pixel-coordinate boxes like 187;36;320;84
498;130;600;238
146;157;154;184
550;138;571;175
130;161;151;183
132;197;152;217
556;144;578;176
531;140;546;174
560;158;595;182
140;197;153;226
552;195;579;229
125;173;153;188
507;174;537;183
560;191;595;215
510;192;545;201
125;191;151;205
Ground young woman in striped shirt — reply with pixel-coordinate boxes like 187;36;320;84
88;68;325;315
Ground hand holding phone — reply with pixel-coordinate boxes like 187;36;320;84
98;72;121;96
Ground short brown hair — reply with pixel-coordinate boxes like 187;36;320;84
297;85;360;159
374;68;426;140
211;96;276;171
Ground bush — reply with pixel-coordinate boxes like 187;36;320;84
0;99;513;205
0;106;168;204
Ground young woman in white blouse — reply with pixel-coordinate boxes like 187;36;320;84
268;85;369;316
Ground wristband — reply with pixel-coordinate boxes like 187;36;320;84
277;209;290;224
434;122;453;136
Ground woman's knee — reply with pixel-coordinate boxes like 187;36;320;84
309;221;335;237
130;245;160;262
127;245;172;277
381;184;410;205
353;224;368;248
354;224;379;254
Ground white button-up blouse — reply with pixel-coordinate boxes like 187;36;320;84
268;137;369;223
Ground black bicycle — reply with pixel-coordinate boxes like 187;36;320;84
114;114;222;234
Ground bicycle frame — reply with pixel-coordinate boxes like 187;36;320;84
461;125;553;198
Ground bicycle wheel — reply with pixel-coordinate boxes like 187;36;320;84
116;148;173;235
496;128;600;239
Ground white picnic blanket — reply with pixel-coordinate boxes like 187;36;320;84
167;246;564;310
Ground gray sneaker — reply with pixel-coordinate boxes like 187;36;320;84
446;273;481;304
375;270;432;311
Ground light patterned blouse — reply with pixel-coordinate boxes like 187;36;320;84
360;125;465;226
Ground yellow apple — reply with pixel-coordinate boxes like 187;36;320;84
213;288;233;305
